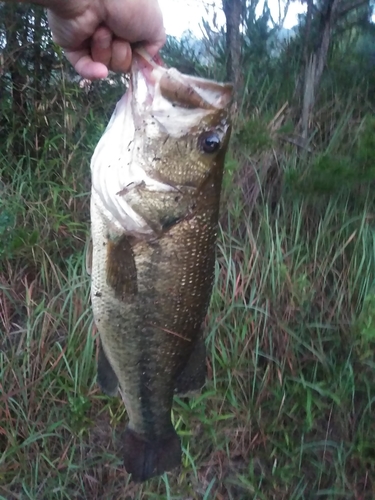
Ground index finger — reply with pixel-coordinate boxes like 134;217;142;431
65;48;109;80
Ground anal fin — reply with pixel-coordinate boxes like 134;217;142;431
174;333;206;396
97;339;119;397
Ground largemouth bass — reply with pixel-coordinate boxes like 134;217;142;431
89;49;232;482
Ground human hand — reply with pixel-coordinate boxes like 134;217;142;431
47;0;166;79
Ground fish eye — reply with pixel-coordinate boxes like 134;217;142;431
199;131;221;154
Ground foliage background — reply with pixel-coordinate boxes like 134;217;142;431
1;0;375;498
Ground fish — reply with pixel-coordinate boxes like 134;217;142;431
88;48;232;483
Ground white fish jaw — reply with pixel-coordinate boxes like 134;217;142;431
91;86;178;235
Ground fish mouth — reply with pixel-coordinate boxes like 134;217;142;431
131;47;233;113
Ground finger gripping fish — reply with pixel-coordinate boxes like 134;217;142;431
89;49;232;482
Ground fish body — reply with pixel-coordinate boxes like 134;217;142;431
89;50;232;482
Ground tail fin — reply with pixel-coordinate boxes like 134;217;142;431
123;427;181;482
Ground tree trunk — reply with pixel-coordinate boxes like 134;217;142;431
33;8;43;106
3;3;28;156
299;0;342;137
222;0;242;101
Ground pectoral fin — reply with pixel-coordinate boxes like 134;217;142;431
97;339;119;397
106;235;138;300
174;333;206;395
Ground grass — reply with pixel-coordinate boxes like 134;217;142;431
2;183;375;498
1;89;375;500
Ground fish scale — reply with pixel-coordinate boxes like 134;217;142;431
91;193;215;428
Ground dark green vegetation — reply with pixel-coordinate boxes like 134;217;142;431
1;1;375;498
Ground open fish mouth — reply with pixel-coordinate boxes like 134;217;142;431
129;48;233;139
131;47;232;113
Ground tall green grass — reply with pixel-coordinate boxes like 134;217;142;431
2;154;375;498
